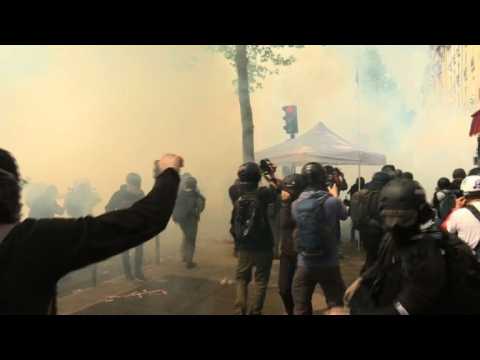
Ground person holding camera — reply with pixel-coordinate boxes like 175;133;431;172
0;150;183;314
230;162;279;315
277;173;306;315
291;162;348;315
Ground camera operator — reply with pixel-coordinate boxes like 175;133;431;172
0;149;183;314
324;165;348;257
291;162;348;315
229;161;279;315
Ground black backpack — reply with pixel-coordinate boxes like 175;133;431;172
437;190;456;221
233;191;265;245
350;189;381;229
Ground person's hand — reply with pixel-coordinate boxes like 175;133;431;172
328;183;339;198
455;196;466;209
281;190;291;202
344;277;362;305
153;154;184;177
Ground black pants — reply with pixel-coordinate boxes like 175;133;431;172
360;230;382;274
179;219;198;264
278;253;297;315
122;245;144;278
292;265;346;315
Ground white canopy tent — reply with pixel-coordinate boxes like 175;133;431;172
255;122;386;167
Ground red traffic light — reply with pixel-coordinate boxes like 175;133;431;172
283;105;297;114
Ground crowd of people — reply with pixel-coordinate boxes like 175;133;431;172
228;160;480;315
2;144;480;315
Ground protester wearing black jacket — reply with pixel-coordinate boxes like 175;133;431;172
0;150;182;314
358;171;392;274
347;178;448;315
230;163;278;315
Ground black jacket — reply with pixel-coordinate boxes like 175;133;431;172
229;182;277;251
351;229;448;315
0;169;179;314
279;200;297;257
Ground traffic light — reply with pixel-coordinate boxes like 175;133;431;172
282;105;298;136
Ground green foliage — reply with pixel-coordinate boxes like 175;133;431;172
210;45;305;91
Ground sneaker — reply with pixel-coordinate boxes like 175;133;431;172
186;262;197;269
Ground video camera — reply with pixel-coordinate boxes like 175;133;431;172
325;166;344;189
259;159;280;188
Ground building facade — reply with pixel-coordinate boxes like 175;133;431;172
430;45;480;112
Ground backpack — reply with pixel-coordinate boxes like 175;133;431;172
350;189;381;229
233;191;266;245
172;191;198;223
437;190;456;221
438;230;480;314
351;227;480;314
294;192;334;253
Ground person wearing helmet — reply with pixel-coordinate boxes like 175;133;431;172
451;168;467;192
381;164;396;179
230;162;279;315
172;175;206;269
351;171;392;274
291;162;348;315
105;172;146;281
444;176;480;259
277;173;306;315
346;178;448;315
432;177;454;223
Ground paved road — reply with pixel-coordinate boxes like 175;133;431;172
59;240;364;315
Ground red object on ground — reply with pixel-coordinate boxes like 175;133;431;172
469;110;480;136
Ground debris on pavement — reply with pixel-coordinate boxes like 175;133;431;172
104;288;168;303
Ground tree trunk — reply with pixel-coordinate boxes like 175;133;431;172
235;45;255;163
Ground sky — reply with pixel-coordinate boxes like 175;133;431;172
1;45;477;241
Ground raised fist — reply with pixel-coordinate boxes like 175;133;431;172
153;154;184;177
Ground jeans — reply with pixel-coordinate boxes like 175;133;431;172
292;265;345;315
278;253;297;315
122;245;144;278
234;250;273;315
179;218;198;264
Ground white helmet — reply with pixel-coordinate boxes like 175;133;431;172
460;175;480;196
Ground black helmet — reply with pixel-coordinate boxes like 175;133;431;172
301;162;326;188
379;178;432;231
126;172;142;187
401;172;413;181
453;168;467;180
282;174;306;199
437;177;450;190
381;164;396;178
237;162;261;183
469;167;480;176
